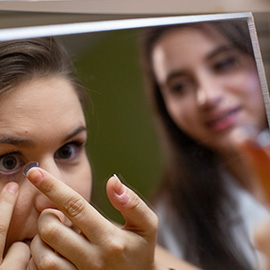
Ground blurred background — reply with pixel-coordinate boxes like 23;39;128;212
60;29;164;223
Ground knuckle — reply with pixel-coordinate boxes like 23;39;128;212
64;197;86;218
105;237;124;255
39;221;60;242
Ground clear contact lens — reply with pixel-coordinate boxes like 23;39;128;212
23;161;39;176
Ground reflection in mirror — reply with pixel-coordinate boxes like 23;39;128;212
139;18;270;269
0;12;269;270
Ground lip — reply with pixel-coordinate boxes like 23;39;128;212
205;107;240;132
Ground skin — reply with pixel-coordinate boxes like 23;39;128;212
152;24;270;267
152;25;267;158
0;76;91;253
0;75;197;270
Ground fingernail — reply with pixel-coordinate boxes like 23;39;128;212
113;174;129;205
113;174;125;196
5;182;18;194
23;161;39;177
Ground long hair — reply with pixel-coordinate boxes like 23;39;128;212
140;19;254;269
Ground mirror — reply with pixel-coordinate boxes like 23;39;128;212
0;11;269;269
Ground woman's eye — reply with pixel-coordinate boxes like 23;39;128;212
55;142;83;161
0;153;23;174
168;79;193;96
213;57;238;72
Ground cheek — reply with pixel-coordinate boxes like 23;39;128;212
70;162;92;202
227;68;260;97
229;71;264;113
167;96;198;129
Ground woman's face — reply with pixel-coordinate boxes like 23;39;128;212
0;76;92;250
152;25;267;154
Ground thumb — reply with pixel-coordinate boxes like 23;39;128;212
106;175;158;239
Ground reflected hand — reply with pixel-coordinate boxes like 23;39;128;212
0;183;30;269
26;168;159;270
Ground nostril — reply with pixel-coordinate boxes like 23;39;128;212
22;161;39;177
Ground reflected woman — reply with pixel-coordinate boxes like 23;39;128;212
140;20;269;269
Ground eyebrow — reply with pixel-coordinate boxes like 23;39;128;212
63;126;87;142
163;45;236;87
205;45;236;61
0;137;35;147
163;70;189;87
0;126;87;148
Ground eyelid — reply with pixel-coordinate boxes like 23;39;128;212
0;151;25;177
55;140;85;161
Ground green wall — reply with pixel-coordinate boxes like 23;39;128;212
68;29;164;223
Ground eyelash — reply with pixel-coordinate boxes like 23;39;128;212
0;140;86;177
213;56;238;72
55;140;85;161
0;151;25;178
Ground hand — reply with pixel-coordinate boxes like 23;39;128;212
26;168;159;270
0;182;30;270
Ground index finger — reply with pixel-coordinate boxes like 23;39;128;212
26;167;113;243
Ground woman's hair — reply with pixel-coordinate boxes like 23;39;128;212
0;37;88;108
140;20;255;269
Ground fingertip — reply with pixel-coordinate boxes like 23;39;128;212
107;174;129;208
25;167;44;185
4;182;19;194
23;161;39;177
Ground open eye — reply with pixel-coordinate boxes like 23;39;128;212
0;152;24;175
213;56;238;73
168;78;193;96
55;141;84;161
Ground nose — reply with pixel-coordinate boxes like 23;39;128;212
196;72;223;109
34;192;57;213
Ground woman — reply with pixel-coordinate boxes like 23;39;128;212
0;37;196;269
140;19;270;269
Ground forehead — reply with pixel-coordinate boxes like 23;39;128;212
151;25;230;81
154;24;229;52
0;76;85;138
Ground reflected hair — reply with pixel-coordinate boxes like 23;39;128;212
0;37;88;108
140;20;254;269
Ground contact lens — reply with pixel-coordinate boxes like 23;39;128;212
23;161;39;176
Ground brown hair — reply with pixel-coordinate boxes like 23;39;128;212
0;37;88;108
140;20;254;269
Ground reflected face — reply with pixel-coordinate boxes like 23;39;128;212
152;24;267;154
0;76;92;250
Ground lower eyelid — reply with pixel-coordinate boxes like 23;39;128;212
0;166;25;178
